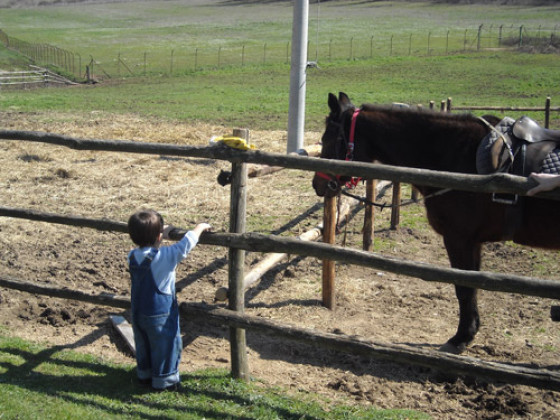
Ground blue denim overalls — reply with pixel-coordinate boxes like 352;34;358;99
129;249;181;389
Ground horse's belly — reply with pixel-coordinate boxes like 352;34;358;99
425;193;560;249
512;198;560;249
424;192;504;240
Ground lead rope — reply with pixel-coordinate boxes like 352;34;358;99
336;183;452;210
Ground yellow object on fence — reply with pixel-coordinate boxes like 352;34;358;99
210;136;256;150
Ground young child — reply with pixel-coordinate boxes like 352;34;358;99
127;209;211;391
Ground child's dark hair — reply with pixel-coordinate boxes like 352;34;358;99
128;210;164;247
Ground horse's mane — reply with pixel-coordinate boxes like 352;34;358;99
356;103;492;173
359;103;478;126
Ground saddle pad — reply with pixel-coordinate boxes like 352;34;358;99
476;117;515;174
540;148;560;174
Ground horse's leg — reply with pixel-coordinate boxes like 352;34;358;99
439;237;482;354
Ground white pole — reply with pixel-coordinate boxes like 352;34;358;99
287;0;309;154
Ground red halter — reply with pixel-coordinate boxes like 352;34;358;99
316;108;362;189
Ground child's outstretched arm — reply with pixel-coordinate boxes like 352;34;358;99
158;222;213;268
161;223;211;241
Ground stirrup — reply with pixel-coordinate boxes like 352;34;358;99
492;192;518;205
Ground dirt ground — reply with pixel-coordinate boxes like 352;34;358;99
1;111;560;419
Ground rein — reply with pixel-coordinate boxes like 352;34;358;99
336;184;453;210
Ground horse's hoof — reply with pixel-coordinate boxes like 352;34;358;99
439;342;465;354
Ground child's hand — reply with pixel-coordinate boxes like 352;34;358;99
196;223;212;233
192;223;212;239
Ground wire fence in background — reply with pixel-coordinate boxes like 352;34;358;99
1;25;558;81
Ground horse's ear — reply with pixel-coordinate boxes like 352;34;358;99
338;92;351;105
328;93;341;116
338;92;354;112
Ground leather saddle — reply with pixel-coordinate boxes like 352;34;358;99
478;116;560;176
512;116;560;143
477;116;560;205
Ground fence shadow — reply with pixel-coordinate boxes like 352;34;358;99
182;314;449;388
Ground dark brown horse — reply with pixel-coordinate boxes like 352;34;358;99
312;92;560;354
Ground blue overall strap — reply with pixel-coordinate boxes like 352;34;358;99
130;249;173;317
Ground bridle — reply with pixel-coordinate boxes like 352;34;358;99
315;106;452;210
315;107;362;190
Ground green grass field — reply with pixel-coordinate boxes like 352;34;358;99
1;0;559;131
1;50;559;131
0;334;429;419
1;0;558;57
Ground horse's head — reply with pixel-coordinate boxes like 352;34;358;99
312;92;356;197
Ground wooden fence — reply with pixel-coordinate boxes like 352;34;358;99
1;128;560;391
0;66;77;89
2;25;558;78
446;96;559;128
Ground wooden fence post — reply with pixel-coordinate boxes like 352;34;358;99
322;195;337;309
545;97;551;128
363;179;375;251
390;182;401;230
228;128;249;381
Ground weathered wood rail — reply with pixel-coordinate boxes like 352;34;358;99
0;67;77;88
0;129;556;198
1;274;559;391
1;206;559;299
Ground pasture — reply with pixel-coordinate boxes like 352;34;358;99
1;0;560;130
1;0;560;419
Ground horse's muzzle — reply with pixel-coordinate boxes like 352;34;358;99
312;172;340;197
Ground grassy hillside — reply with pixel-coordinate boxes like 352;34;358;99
2;49;558;131
1;0;559;131
2;0;558;58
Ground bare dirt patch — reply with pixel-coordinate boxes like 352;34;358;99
1;111;560;419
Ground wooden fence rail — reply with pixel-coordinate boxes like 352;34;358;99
1;274;559;391
1;129;558;199
447;96;558;128
181;303;560;392
1;206;560;300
